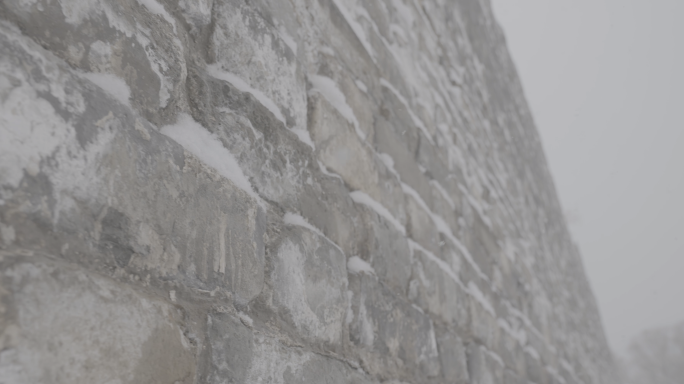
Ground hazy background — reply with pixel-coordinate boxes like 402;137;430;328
490;0;684;357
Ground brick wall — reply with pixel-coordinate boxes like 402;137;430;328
0;0;615;383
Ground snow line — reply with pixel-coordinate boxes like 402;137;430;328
350;191;406;235
207;65;315;149
430;179;456;209
283;212;345;255
207;65;286;125
308;74;365;140
347;256;375;275
409;240;499;321
400;180;489;282
467;281;496;317
379;78;435;145
409;239;465;290
160;113;266;208
137;0;177;33
329;0;377;63
81;72;131;107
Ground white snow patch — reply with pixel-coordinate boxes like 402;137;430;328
377;153;401;180
238;311;254;327
430;180;456;209
81;72;131;107
467;281;495;317
347;256;375;275
308;74;365;140
319;45;336;56
284;212;324;237
497;318;527;346
350;191;405;235
318;160;343;180
355;79;368;93
283;212;344;255
290;128;315;149
1;81;71;188
137;0;177;33
277;26;298;54
160;113;265;207
483;347;505;367
207;65;286;125
524;345;541;361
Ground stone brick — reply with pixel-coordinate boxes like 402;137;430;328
357;206;412;297
338;70;377;141
464;214;501;281
469;284;501;350
205;311;375;384
429;180;461;233
467;343;505;384
211;0;307;133
347;273;441;381
0;0;618;382
436;328;470;384
0;0;187;125
0;26;266;304
308;93;407;225
205;75;363;260
408;247;470;331
377;83;422;156
504;368;527;384
417;133;451;185
268;226;348;347
373;116;434;207
496;326;527;376
405;192;441;256
525;350;550;384
0;251;196;384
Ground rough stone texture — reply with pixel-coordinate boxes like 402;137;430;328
0;0;615;383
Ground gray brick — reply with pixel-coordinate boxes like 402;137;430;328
408;247;470;331
348;273;441;381
268;225;348;347
0;251;196;384
436;328;470;384
357;206;413;297
205;312;375;384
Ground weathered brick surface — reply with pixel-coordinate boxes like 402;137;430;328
0;0;615;383
0;251;196;383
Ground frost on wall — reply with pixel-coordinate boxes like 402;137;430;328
0;0;615;383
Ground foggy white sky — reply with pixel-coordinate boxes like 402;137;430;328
490;0;684;356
